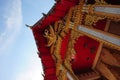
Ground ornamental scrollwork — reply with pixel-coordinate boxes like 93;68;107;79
44;20;68;80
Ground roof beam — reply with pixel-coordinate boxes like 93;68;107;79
72;25;120;50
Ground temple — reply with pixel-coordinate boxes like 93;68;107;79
29;0;120;80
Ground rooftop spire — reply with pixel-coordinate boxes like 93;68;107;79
42;13;47;17
25;24;33;29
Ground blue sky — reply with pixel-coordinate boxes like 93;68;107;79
0;0;55;80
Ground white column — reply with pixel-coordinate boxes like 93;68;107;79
94;6;120;15
78;25;120;47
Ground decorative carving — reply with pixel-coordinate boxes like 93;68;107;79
83;5;120;21
43;1;120;79
84;14;105;26
70;6;78;23
95;0;108;5
65;7;73;30
44;25;56;47
63;1;85;79
44;20;69;80
64;30;83;80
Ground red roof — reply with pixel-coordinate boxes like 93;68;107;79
32;0;79;29
31;0;120;79
31;0;79;80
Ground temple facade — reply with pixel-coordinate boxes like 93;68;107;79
29;0;120;80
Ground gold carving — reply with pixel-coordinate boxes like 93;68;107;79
41;0;120;79
62;1;85;79
44;25;56;47
64;30;83;80
84;14;105;26
83;5;120;21
44;20;69;80
95;0;108;5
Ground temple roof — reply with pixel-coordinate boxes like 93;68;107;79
32;0;79;29
31;0;79;80
30;0;120;80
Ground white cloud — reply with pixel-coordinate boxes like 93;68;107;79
5;0;22;29
0;0;22;54
15;54;44;80
16;69;43;80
